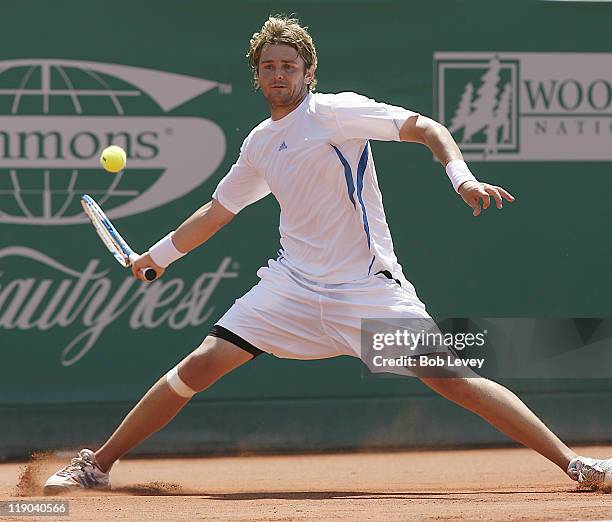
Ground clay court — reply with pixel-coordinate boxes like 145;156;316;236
1;445;610;521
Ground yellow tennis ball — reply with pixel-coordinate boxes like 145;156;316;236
100;145;127;173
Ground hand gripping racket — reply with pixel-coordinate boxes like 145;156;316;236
80;194;157;281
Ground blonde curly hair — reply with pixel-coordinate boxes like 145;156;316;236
247;15;318;91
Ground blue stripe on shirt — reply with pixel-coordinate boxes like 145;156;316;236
356;142;371;249
331;144;356;208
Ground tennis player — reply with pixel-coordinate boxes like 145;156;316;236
45;15;611;492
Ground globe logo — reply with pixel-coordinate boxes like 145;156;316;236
0;59;229;225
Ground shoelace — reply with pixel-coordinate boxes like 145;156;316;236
578;462;605;485
56;454;93;477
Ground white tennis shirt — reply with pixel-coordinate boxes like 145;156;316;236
213;91;419;285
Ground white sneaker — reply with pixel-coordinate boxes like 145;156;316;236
44;449;110;494
567;456;612;491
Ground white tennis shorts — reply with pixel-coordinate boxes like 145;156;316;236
216;259;431;361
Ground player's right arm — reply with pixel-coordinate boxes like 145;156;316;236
131;134;270;281
131;199;234;281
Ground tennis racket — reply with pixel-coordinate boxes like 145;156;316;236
80;194;157;281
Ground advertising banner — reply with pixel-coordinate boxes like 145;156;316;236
2;0;612;455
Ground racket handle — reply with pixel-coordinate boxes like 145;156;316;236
127;254;157;281
142;268;157;281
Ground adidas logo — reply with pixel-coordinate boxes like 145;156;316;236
278;141;287;151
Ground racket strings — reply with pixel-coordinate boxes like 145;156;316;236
81;200;130;267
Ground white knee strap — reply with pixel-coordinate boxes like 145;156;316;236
166;366;196;398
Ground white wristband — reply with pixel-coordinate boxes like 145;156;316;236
149;232;186;268
445;159;478;193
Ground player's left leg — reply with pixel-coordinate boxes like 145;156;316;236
417;363;612;490
326;272;612;491
419;370;573;469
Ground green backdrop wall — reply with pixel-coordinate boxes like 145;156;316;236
2;0;612;458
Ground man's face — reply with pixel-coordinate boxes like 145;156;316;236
258;43;313;108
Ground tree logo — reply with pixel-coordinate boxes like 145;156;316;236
434;53;519;160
